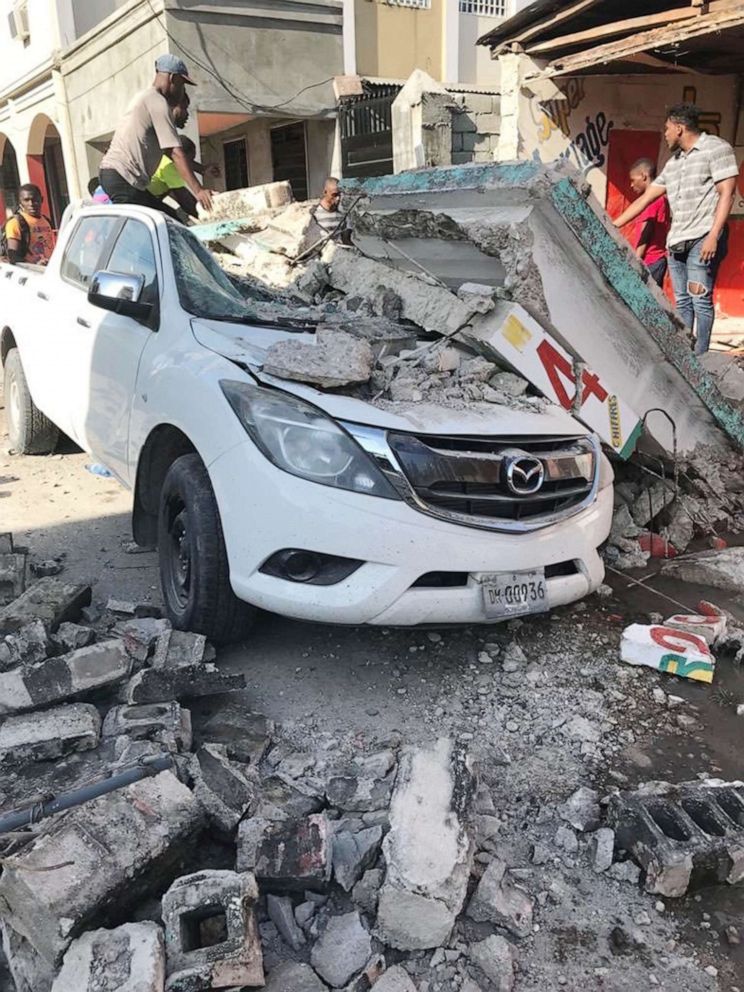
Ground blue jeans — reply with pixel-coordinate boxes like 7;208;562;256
668;228;728;355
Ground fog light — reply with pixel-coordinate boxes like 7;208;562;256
260;549;363;586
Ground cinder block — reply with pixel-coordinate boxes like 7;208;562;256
237;813;332;891
473;150;495;163
0;771;203;966
460;93;494;114
474;112;501;134
153;630;207;670
162;870;263;991
452;111;477;134
0;534;27;606
0;578;91;636
190;744;256;837
126;665;245;704
102;701;192;752
0;640;132;715
0;619;50;671
473;133;496;153
52;922;165;992
0;703;100;765
608;781;744;897
451;152;473;165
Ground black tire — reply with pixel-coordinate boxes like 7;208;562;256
158;452;256;644
3;348;59;454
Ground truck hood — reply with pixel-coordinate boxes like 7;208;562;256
192;318;588;437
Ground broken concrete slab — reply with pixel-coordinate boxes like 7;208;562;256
0;770;203;966
0;639;132;715
700;352;744;405
196;705;272;766
102;701;192;752
375;738;474;950
620;624;715;684
0;702;100;766
310;911;371;988
198;180;293;222
0;578;91;635
51;922;165;992
373;965;418;992
352;868;384;915
608;781;744;897
468;935;515;992
1;920;55;992
662;547;744;593
0;619;50;671
332;825;383;891
237;813;332;890
50;623;96;653
263;961;328;992
152;629;207;670
631;483;677;528
114;617;171;663
326;750;397;811
161;870;263;991
349;161;744;457
466;859;533;939
558;786;601;833
267;894;305;951
590;827;616;873
190;743;256;837
0;534;27;606
264;327;374;390
126;663;245;703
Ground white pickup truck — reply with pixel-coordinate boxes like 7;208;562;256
1;205;614;642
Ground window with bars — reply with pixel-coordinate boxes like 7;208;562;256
386;0;431;9
459;0;507;15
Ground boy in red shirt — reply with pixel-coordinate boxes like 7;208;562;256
628;158;670;287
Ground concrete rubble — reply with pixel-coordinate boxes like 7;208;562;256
0;702;100;765
191;166;744;566
0;533;27;607
51;922;165;992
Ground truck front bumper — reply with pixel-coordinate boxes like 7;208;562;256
210;441;613;626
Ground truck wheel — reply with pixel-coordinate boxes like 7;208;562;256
158;452;256;645
3;348;59;454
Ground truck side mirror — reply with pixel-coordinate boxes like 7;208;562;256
88;270;154;324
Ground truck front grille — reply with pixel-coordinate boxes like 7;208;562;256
386;432;598;529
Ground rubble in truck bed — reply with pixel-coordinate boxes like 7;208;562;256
0;568;742;992
194;176;744;567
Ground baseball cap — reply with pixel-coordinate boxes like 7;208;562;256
155;53;196;85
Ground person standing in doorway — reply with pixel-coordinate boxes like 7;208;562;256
99;54;213;217
614;104;738;354
2;184;54;265
628;158;670;288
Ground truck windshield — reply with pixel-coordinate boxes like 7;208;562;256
167;221;261;322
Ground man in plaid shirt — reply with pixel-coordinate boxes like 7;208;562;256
614;104;738;354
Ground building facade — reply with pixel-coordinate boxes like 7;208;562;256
0;0;344;223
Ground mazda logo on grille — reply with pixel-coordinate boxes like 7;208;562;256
503;452;545;496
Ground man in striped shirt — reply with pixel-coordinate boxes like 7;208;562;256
311;178;351;244
614;104;738;354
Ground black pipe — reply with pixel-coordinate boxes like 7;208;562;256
0;754;173;835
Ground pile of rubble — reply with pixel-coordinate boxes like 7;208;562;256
1;558;743;991
195;182;744;567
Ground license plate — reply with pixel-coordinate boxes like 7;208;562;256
481;570;548;619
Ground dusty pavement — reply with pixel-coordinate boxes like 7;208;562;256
2;379;744;992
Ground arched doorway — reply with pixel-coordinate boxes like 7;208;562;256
0;136;21;219
27;114;69;228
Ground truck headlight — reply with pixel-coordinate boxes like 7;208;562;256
220;380;400;500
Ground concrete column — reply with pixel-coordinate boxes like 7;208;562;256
342;0;357;76
392;70;457;173
52;68;81;199
442;0;460;85
495;53;521;161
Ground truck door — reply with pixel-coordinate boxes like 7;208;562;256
26;214;120;440
71;217;161;485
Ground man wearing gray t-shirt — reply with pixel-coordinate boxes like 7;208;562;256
614;103;738;354
99;54;213;216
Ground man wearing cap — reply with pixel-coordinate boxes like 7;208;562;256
99;54;213;215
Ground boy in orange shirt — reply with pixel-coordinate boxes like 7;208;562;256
3;184;54;265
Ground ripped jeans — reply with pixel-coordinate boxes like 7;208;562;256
668;227;728;355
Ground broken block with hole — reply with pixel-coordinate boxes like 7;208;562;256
0;702;100;765
51;922;165;992
161;870;263;991
125;664;245;703
102;701;192;752
608;781;744;898
0;578;91;635
0;640;132;715
0;771;203;967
